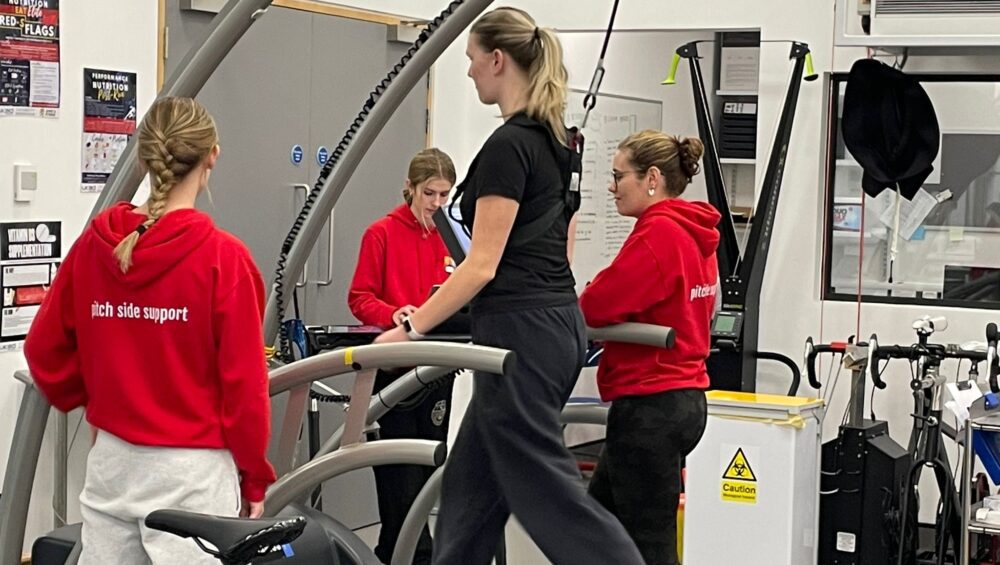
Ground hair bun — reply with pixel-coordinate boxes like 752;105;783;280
678;137;705;179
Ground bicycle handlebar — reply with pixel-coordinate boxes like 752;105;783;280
868;332;987;390
803;337;847;390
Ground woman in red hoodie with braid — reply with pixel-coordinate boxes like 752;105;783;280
580;129;720;565
347;147;456;565
24;97;275;565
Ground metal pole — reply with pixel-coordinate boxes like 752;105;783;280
263;440;445;515
392;466;445;565
0;374;52;565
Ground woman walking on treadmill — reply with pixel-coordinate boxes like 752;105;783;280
580;130;719;565
25;97;275;565
348;147;456;565
375;8;643;564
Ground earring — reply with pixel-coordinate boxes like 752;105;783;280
648;187;655;197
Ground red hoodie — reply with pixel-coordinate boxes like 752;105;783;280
580;198;721;401
24;203;276;502
348;204;452;328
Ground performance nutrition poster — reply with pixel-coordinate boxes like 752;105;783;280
0;0;60;118
82;68;137;193
0;221;61;350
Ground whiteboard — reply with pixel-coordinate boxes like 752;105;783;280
567;89;663;292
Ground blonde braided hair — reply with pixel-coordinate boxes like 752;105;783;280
114;97;218;272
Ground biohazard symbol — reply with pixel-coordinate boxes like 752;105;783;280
722;448;757;482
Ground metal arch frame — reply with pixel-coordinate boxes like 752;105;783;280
0;341;512;565
0;322;672;564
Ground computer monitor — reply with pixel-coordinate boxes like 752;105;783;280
433;206;471;264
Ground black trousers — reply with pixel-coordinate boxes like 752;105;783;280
589;388;708;565
372;369;453;565
432;303;644;565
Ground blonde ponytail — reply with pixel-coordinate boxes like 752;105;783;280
471;8;568;144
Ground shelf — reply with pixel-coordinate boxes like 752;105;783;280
720;158;755;165
969;501;1000;536
716;90;758;97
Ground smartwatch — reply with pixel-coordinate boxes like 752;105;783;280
401;316;425;341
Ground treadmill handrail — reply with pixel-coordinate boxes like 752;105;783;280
269;341;513;396
313;323;673;456
560;403;609;426
263;440;445;516
316;366;457;457
587;323;675;349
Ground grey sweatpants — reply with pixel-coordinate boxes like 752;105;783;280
79;431;241;565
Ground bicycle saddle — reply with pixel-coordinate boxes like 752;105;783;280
145;510;305;565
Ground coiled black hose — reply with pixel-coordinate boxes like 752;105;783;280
274;2;466;361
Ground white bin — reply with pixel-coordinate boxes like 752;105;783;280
683;391;823;565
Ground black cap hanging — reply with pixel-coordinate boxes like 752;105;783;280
841;58;940;200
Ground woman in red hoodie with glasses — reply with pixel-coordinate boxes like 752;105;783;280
24;97;274;565
347;147;456;565
579;129;721;565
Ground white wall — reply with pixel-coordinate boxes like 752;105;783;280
0;0;157;550
558;29;716;203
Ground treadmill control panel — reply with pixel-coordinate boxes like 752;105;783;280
711;311;744;340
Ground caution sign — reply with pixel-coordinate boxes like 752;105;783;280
721;447;757;504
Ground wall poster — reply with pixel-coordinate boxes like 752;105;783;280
81;68;136;193
0;0;60;118
1;220;61;350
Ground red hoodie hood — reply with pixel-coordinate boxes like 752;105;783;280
639;198;721;258
91;202;215;288
388;203;437;233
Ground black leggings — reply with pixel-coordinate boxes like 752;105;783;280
589;388;708;565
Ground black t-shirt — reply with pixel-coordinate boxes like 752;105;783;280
458;112;577;314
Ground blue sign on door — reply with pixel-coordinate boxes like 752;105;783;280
290;144;304;165
317;146;329;166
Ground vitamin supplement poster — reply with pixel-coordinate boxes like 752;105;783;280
1;220;61;349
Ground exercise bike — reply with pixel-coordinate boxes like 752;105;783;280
806;335;910;564
868;317;988;565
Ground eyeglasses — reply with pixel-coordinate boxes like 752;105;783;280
611;169;643;189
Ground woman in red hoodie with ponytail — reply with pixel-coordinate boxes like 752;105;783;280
579;129;721;565
347;147;456;565
24;97;275;565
